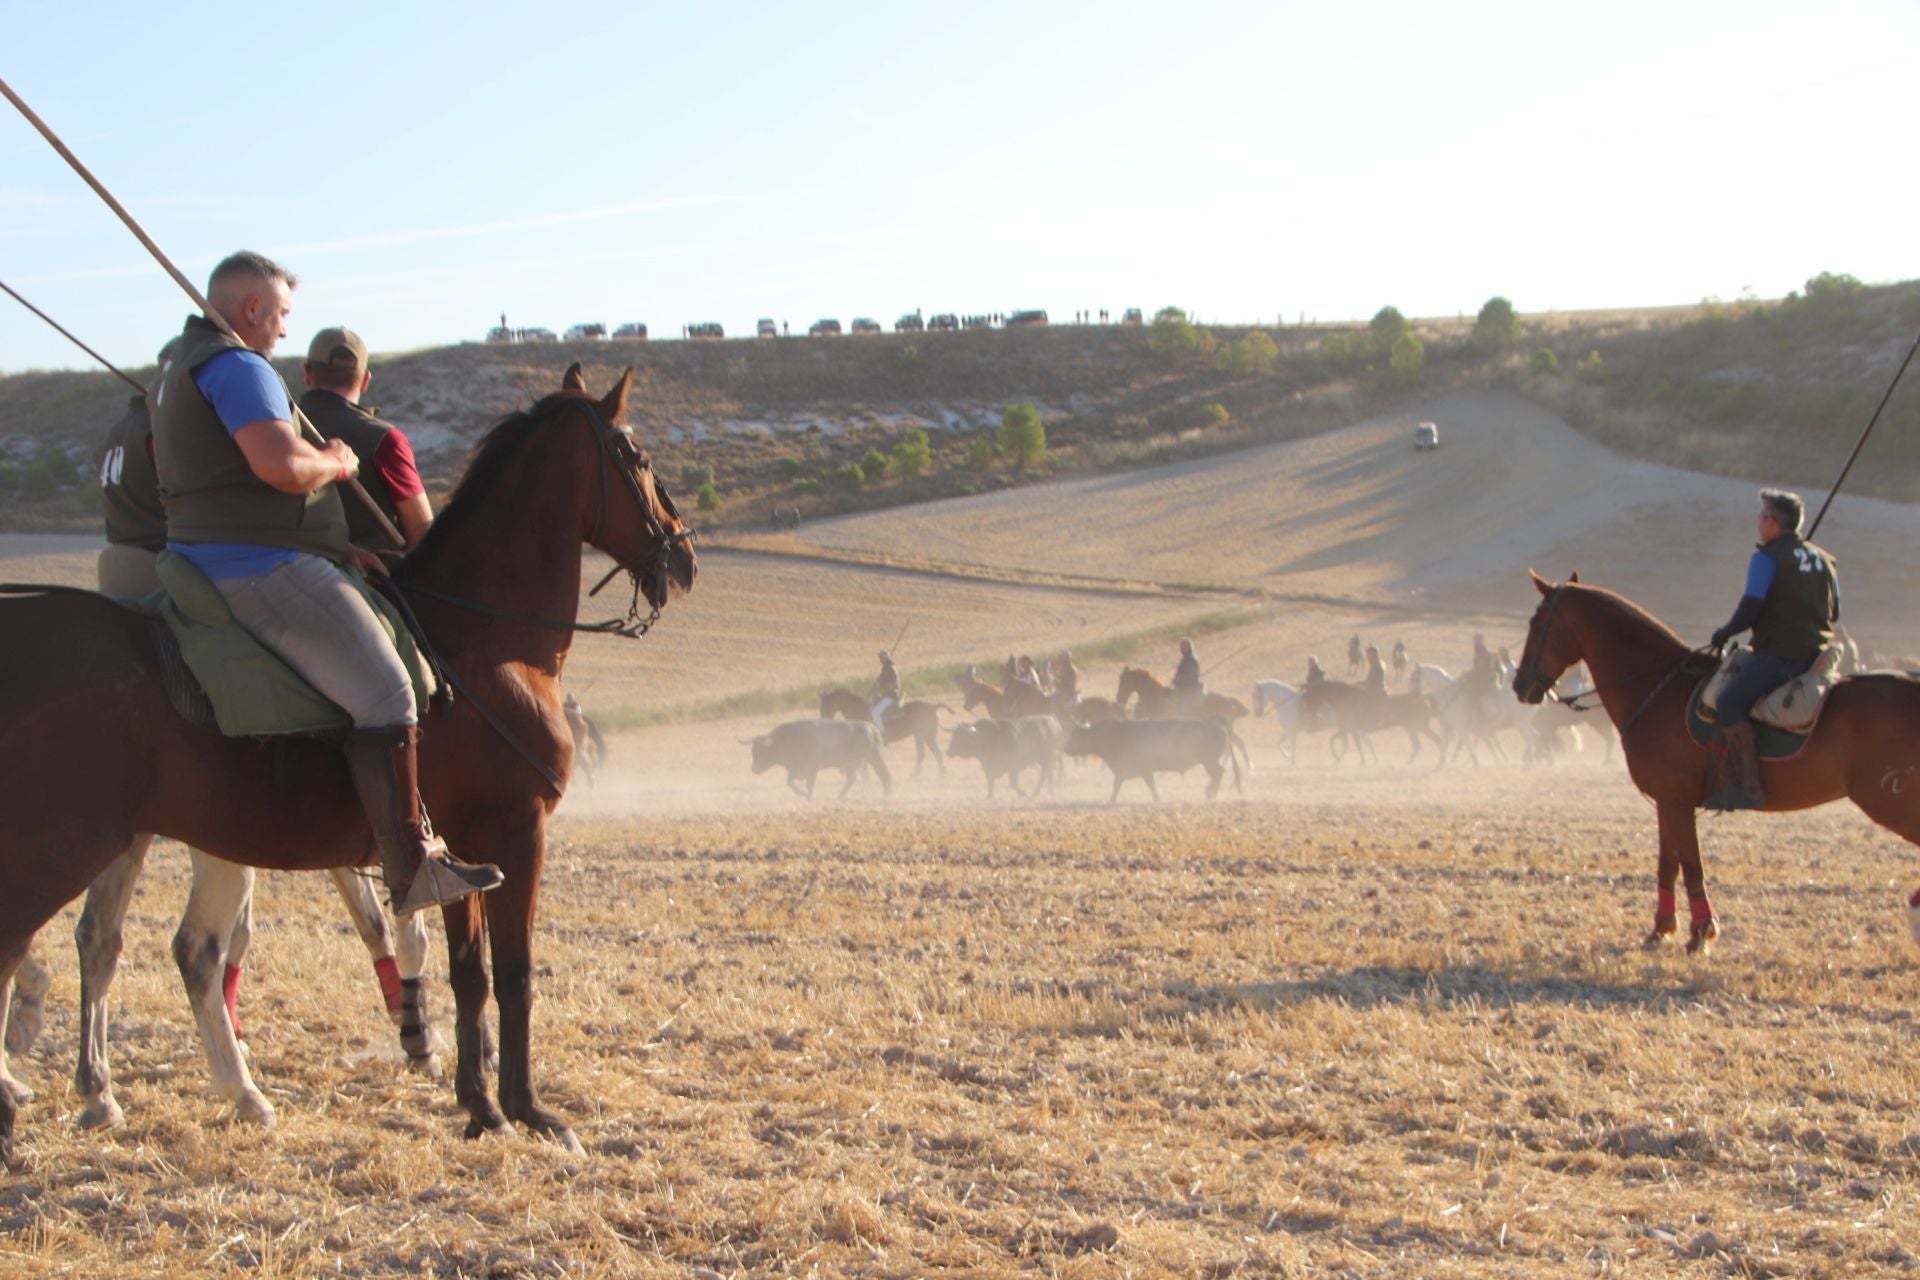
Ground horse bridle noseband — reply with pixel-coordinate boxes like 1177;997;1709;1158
1518;582;1707;734
403;393;695;641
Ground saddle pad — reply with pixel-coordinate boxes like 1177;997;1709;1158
1686;680;1809;762
154;551;436;738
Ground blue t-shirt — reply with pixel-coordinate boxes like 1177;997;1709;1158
168;348;302;580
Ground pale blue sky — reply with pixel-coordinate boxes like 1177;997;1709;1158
3;0;1914;374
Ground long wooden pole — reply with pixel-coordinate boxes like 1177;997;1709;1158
1806;328;1920;540
0;75;404;549
0;279;145;394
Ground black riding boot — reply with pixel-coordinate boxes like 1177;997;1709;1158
1705;722;1765;811
343;726;504;915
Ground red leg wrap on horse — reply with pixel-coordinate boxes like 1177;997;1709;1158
1657;890;1677;919
374;956;404;1016
223;964;244;1039
1689;897;1715;928
1909;886;1920;909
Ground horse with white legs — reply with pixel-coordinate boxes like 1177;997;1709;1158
70;845;435;1131
1251;679;1315;763
1411;663;1530;766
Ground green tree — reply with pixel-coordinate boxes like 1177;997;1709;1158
1148;306;1202;358
1317;333;1353;366
1202;403;1230;427
895;343;923;372
1471;296;1520;349
861;446;891;479
836;462;866;488
1530;347;1560;375
998;402;1047;469
1804;271;1864;303
889;428;932;476
968;436;1000;471
1369;306;1409;353
1216;330;1278;376
1389;331;1425;383
696;481;721;510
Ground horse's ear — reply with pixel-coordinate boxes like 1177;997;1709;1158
562;362;586;393
1568;570;1580;584
598;366;634;424
1530;569;1553;597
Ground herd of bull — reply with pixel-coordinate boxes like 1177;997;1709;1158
739;649;1604;803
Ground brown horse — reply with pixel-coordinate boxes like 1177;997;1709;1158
817;687;950;775
1115;666;1251;723
957;666;1051;719
1299;679;1443;766
1513;572;1920;953
0;365;695;1163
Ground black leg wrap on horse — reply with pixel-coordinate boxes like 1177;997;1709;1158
398;976;432;1059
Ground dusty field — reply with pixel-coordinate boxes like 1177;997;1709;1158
5;735;1920;1278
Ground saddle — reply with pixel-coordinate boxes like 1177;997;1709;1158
1687;642;1845;761
146;552;437;738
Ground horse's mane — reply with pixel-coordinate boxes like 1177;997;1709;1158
1568;582;1691;652
397;393;577;574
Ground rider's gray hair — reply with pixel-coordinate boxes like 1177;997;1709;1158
1760;488;1804;532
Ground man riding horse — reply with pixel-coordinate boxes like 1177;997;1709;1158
871;649;900;729
1704;488;1840;810
152;251;501;914
1172;638;1203;715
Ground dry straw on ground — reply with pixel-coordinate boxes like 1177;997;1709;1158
4;748;1919;1278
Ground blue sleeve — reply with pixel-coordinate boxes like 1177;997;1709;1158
1742;551;1776;598
191;349;291;434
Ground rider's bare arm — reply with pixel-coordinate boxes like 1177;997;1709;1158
233;418;359;495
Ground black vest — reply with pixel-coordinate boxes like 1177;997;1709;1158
99;395;166;551
297;388;404;550
1752;532;1838;664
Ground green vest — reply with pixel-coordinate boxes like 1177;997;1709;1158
152;317;349;562
297;388;403;551
99;394;166;552
1752;532;1838;664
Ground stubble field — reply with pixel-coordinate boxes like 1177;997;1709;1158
4;735;1920;1278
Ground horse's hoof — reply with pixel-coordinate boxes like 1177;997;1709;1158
77;1096;125;1131
233;1092;277;1128
1686;921;1719;956
464;1114;510;1141
407;1051;446;1082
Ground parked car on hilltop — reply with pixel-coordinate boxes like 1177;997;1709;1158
757;318;778;339
612;322;648;340
689;322;724;340
564;322;607;341
1007;309;1048;328
1121;307;1143;327
927;313;959;332
851;317;881;335
521;327;558;343
808;318;842;337
895;313;924;333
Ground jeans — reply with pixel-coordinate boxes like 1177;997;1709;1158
212;553;415;728
1716;650;1810;727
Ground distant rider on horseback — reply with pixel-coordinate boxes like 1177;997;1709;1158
150;252;502;915
871;649;900;730
1172;637;1203;714
1704;488;1839;810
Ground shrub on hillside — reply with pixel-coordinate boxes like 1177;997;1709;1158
895;344;923;372
998;402;1047;469
889;428;932;476
1369;306;1409;353
779;456;806;479
680;462;714;490
1531;347;1560;374
968;436;1000;471
1148;306;1203;359
1472;296;1520;349
1803;271;1864;306
1317;333;1354;367
1576;350;1604;378
1216;331;1278;376
696;481;721;511
861;446;891;479
1202;403;1230;427
836;462;866;488
1389;332;1425;384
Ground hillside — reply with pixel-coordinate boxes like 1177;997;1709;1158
0;280;1915;540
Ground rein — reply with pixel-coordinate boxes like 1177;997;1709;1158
1522;583;1714;733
